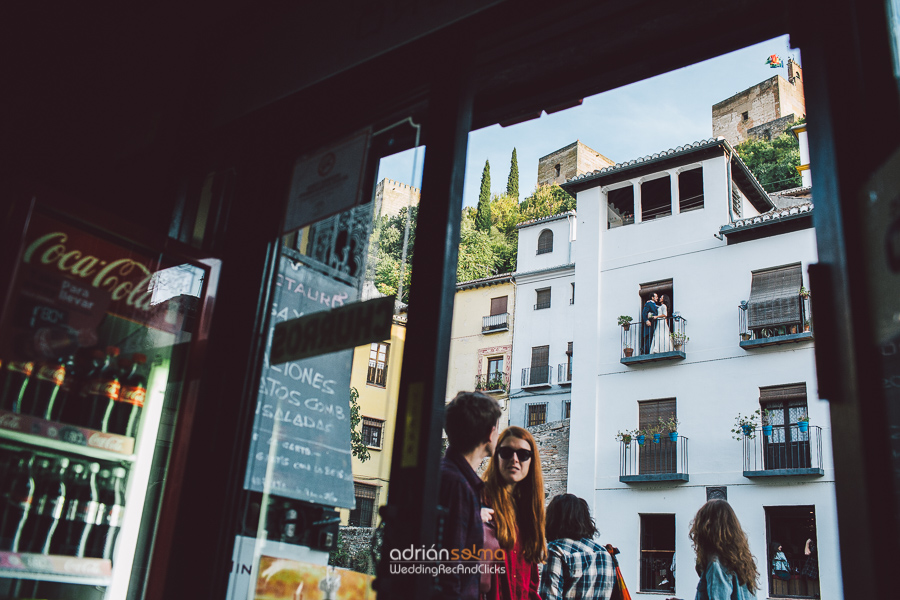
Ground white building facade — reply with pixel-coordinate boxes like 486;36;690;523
508;212;577;428
562;138;839;599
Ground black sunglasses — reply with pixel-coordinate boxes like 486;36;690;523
497;446;533;462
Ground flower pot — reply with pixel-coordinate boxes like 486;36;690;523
624;347;634;357
741;333;751;341
653;433;661;443
674;344;683;352
790;325;798;334
741;424;754;436
804;325;810;332
668;431;678;442
798;420;809;433
763;425;773;436
623;323;631;331
636;435;646;446
622;437;632;445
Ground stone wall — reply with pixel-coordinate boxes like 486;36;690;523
333;526;376;573
747;114;797;142
537;141;614;187
375;178;420;219
527;418;570;504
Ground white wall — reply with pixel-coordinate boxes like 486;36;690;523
568;150;839;598
516;214;576;273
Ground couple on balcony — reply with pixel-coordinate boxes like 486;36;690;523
640;293;671;355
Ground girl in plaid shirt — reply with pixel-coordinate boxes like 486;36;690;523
539;494;615;600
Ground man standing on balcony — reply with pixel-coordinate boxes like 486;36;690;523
437;391;502;600
641;293;659;355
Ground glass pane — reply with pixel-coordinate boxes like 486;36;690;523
227;122;423;600
0;205;211;599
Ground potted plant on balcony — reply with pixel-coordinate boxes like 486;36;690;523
635;428;647;446
797;415;810;433
731;410;759;440
804;318;811;332
618;315;633;331
761;410;773;436
741;331;751;341
670;332;689;352
616;429;634;445
799;286;811;300
659;416;679;442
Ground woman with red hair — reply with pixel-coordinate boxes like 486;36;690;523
689;499;759;599
481;426;547;600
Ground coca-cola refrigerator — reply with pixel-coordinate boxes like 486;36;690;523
0;193;217;599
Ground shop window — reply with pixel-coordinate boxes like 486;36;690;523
535;288;551;310
537;229;554;254
362;418;384;449
679;167;704;212
641;175;672;221
760;384;810;470
640;514;675;593
348;483;379;528
765;506;820;598
367;342;389;387
607;186;635;229
527;403;547;427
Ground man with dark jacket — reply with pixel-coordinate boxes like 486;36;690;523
641;293;659;355
437;391;502;600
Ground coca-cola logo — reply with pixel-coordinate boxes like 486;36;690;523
59;427;87;445
120;386;146;407
62;558;104;575
88;432;126;452
0;412;23;430
23;231;156;313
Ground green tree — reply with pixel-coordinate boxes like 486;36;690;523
476;160;493;231
734;130;801;192
520;183;576;221
373;206;417;303
507;148;519;200
349;387;370;462
457;216;497;281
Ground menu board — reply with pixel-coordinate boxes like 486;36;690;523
244;257;357;508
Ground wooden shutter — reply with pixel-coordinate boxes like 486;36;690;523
759;383;807;402
747;264;803;328
639;398;676;428
490;296;508;315
531;345;549;368
536;288;551;308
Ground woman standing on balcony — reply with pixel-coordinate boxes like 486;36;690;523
649;294;672;354
481;426;547;600
689;499;759;600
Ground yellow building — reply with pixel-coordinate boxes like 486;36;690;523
340;314;406;528
446;274;515;427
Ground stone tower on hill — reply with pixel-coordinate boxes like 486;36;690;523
374;178;420;219
712;58;805;147
537;140;615;187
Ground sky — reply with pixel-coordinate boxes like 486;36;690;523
375;35;801;209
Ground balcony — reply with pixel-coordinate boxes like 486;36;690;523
482;312;509;334
738;296;812;348
521;365;551;388
475;372;508;394
743;424;824;477
620;435;689;482
620;315;687;365
558;362;572;385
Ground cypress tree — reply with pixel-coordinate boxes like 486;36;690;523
507;148;519;200
476;160;492;231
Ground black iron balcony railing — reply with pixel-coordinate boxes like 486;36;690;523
619;435;689;482
558;362;572;384
738;296;812;347
521;365;551;387
482;313;509;333
475;372;508;394
620;315;687;364
743;423;824;477
640;554;676;594
535;299;551;310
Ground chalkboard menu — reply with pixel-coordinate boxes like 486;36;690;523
243;256;357;508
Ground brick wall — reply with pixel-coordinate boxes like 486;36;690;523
537;142;614;187
528;419;570;504
375;178;420;219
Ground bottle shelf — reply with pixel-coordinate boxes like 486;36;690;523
0;551;112;586
0;410;136;462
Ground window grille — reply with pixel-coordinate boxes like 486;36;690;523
348;483;379;527
527;403;547;427
535;288;551;309
537;229;553;254
362;418;384;448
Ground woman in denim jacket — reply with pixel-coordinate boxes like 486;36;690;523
689;500;758;599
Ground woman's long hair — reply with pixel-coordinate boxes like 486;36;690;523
689;500;758;593
483;427;547;564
